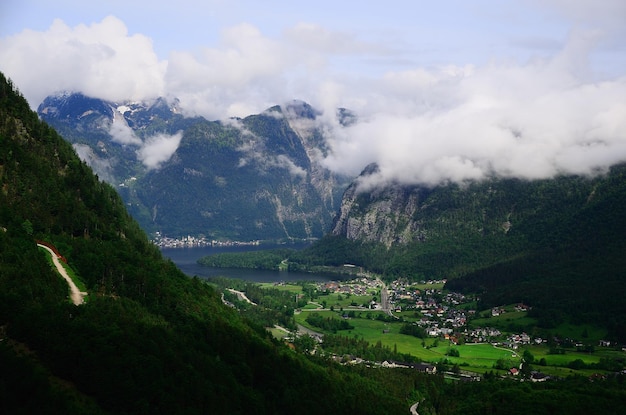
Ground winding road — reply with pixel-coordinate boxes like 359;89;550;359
38;244;86;305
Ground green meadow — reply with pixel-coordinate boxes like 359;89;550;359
295;310;527;369
258;282;304;293
258;282;377;309
470;310;538;331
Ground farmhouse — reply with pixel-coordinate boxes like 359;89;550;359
531;371;549;382
412;363;437;374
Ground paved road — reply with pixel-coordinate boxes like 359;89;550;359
380;280;390;313
378;278;398;319
296;324;323;338
38;244;86;305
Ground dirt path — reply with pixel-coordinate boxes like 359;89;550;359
38;244;86;305
226;288;256;305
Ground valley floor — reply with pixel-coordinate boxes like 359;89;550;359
223;276;625;380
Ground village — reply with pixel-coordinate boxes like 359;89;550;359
275;277;525;381
152;231;261;248
210;263;626;383
313;276;537;348
297;275;622;382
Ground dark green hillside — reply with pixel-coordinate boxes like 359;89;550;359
446;165;626;338
0;73;423;413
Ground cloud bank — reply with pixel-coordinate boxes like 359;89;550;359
136;132;183;170
322;47;626;188
109;110;143;146
108;109;182;169
0;16;166;106
1;3;625;187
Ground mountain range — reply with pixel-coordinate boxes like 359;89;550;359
38;93;350;241
38;89;626;339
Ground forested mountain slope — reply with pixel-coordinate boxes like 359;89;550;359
38;93;348;241
0;73;418;413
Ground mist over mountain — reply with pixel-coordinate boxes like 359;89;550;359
9;15;623;196
39;93;349;240
37;87;626;332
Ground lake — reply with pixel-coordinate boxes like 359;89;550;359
161;244;340;283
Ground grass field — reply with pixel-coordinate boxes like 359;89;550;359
525;343;621;365
258;282;378;309
293;308;626;375
296;310;443;360
256;281;622;376
295;310;527;367
431;343;520;369
258;282;303;293
470;311;538;331
267;326;289;340
322;293;377;309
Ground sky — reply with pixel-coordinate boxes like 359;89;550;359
1;0;625;186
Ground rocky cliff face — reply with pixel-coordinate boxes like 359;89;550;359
331;162;604;249
331;164;430;247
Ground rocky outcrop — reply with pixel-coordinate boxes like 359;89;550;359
332;164;429;247
330;163;602;248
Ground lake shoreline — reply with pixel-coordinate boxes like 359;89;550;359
162;244;340;283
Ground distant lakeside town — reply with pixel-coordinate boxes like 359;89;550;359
152;232;261;249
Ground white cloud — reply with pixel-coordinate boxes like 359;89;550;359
1;6;625;187
321;40;626;188
73;143;115;183
136;132;183;169
108;110;143;146
233;118;307;178
528;0;626;27
273;154;307;178
163;23;300;119
0;16;165;106
107;107;184;170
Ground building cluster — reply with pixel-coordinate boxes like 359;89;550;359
464;327;503;343
152;231;260;248
501;332;534;349
378;279;553;350
316;277;382;297
387;279;471;334
314;277;559;352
